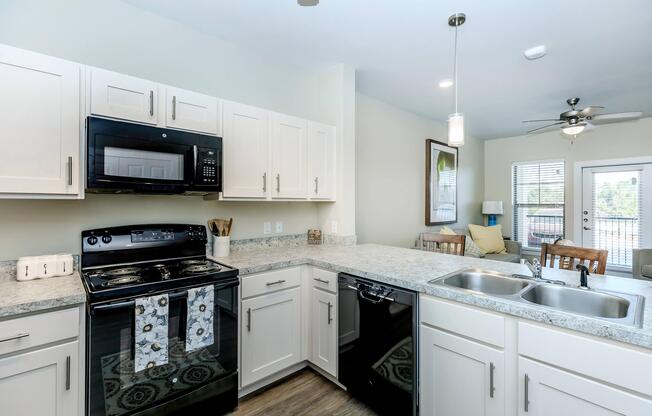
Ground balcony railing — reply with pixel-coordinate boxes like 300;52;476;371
524;214;564;249
592;216;639;267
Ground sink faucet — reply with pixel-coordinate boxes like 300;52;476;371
576;264;590;289
525;258;542;279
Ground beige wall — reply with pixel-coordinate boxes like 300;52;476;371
355;93;485;248
484;117;652;242
0;0;355;261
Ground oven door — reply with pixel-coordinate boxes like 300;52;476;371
87;117;195;193
86;280;238;416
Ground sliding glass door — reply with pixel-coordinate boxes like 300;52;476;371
581;164;652;269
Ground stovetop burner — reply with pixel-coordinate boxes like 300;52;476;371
106;275;143;286
105;267;142;277
183;264;222;274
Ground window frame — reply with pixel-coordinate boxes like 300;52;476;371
511;159;567;252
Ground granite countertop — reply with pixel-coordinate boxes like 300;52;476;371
213;243;652;350
0;269;86;319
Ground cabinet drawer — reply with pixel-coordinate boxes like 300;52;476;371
311;268;337;293
420;295;505;348
0;307;79;357
519;321;652;397
241;267;301;299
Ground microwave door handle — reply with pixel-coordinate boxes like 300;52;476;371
193;145;198;180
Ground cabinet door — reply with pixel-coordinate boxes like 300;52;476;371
0;45;80;196
221;101;269;198
308;122;336;200
519;357;652;416
271;113;307;199
90;68;158;125
0;341;79;416
311;288;337;377
241;287;301;387
165;87;218;135
420;325;504;416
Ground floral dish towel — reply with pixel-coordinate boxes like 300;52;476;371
134;294;169;372
186;285;215;352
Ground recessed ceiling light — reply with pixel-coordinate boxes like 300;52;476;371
298;0;319;6
524;45;547;60
438;79;454;88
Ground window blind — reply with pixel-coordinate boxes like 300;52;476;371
512;161;565;249
590;169;642;267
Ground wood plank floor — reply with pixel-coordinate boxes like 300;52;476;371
228;369;378;416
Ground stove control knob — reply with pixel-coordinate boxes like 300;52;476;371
102;234;112;244
87;235;98;245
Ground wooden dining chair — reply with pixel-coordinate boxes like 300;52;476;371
540;243;608;275
421;233;466;256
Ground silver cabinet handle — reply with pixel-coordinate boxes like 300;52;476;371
262;172;267;192
246;308;251;332
266;279;286;287
314;277;329;285
314;177;319;195
489;362;495;398
583;226;591;230
149;90;154;116
276;174;280;193
67;156;73;186
0;332;29;343
327;302;333;324
172;95;177;120
65;355;71;391
524;373;530;412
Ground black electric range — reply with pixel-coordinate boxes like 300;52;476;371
81;224;239;416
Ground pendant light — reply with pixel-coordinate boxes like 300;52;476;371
447;13;466;147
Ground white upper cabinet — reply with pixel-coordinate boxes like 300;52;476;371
221;101;269;199
308;122;336;200
0;44;80;197
90;68;158;125
164;86;219;135
271;113;307;199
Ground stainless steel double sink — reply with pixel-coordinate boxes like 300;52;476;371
429;269;645;327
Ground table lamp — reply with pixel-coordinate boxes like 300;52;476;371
482;201;503;226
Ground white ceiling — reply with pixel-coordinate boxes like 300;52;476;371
124;0;652;139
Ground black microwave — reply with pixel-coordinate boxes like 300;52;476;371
86;117;221;194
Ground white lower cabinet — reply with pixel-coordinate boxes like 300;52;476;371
311;287;337;376
519;357;652;415
420;325;504;416
241;286;302;386
0;341;79;416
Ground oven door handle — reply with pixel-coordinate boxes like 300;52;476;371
91;290;189;313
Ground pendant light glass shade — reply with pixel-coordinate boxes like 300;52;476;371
448;113;465;147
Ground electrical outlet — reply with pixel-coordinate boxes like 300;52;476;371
275;221;283;233
331;220;338;233
263;222;272;234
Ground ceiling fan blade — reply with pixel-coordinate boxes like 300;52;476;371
578;106;605;118
522;118;561;123
527;121;565;134
588;112;643;124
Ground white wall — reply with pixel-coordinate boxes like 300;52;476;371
484;117;652;242
0;0;354;261
355;93;485;248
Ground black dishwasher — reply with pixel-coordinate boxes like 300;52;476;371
338;273;418;416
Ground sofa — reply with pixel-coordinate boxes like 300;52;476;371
633;249;652;280
417;228;522;263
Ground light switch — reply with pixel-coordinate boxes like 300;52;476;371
331;220;338;233
275;221;283;233
263;222;272;234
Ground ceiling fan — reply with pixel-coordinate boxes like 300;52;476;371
523;97;643;135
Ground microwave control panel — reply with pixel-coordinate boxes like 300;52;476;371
196;147;219;185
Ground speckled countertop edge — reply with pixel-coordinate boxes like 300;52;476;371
0;270;86;319
212;244;652;350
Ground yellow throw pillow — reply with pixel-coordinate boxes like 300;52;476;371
468;224;506;254
439;226;456;235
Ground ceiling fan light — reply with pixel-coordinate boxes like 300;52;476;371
561;124;585;135
448;113;465;146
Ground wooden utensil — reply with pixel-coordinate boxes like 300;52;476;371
226;218;233;236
